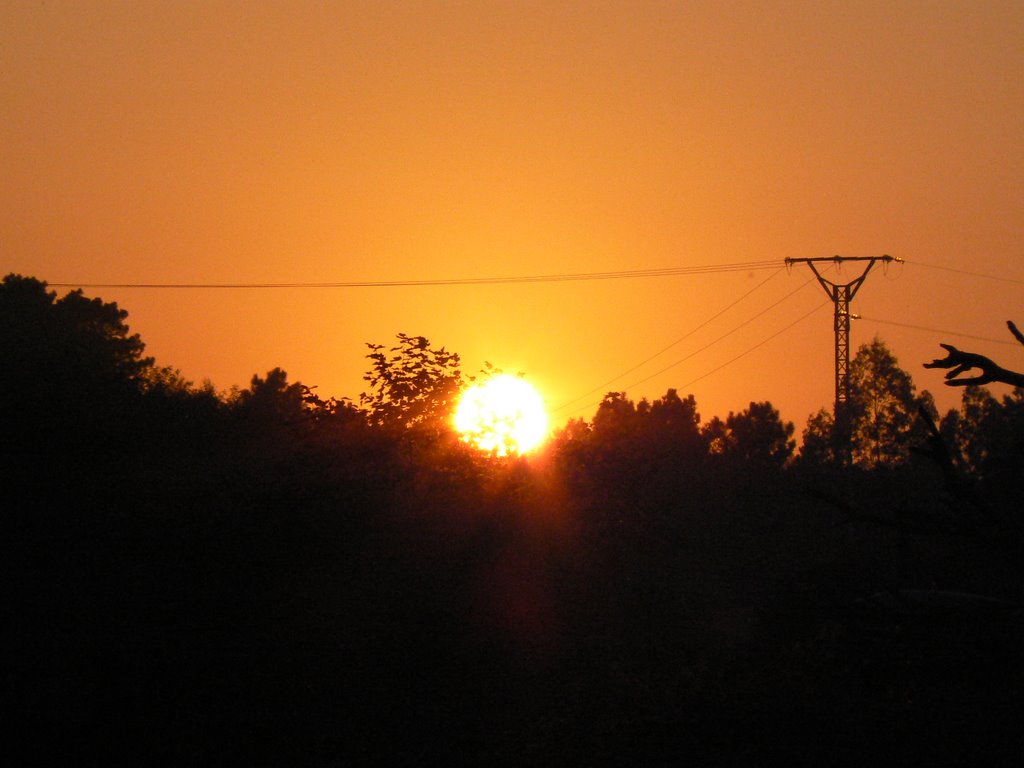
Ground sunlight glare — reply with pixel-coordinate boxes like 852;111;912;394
454;374;549;456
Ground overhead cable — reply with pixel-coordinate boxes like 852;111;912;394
858;316;1023;346
553;267;784;412
615;277;816;393
677;301;830;390
48;260;781;290
561;288;821;418
908;260;1024;286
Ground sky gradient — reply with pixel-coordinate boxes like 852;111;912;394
4;0;1022;434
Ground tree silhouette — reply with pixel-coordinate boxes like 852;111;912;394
590;391;638;438
799;338;935;468
9;275;1023;764
924;322;1024;521
233;367;309;424
799;407;837;465
939;385;1001;476
0;274;155;453
847;337;928;467
720;401;795;468
0;274;153;390
359;333;463;434
648;388;702;443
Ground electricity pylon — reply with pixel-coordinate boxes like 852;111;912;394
785;255;898;418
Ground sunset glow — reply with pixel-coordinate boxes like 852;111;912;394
3;2;1022;434
454;375;549;456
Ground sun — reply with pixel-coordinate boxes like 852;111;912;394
454;374;549;456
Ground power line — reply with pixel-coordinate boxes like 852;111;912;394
553;267;785;412
908;260;1024;286
47;260;780;290
559;305;1016;421
560;283;819;417
677;301;829;390
858;316;1023;346
615;276;815;393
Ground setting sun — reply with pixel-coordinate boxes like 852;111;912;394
454;374;549;456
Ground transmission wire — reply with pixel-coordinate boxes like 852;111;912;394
677;301;830;390
858;316;1022;346
48;260;780;290
553;267;784;411
907;260;1024;286
616;276;815;393
561;282;819;418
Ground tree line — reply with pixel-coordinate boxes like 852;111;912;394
5;274;1022;764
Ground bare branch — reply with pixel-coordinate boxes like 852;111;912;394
1008;320;1024;348
924;340;1024;388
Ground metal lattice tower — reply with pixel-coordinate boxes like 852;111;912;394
785;255;897;415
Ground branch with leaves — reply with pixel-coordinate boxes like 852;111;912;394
359;333;463;429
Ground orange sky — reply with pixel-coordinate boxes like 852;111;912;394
4;1;1022;435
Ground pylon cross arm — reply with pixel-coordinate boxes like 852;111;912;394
784;255;894;421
